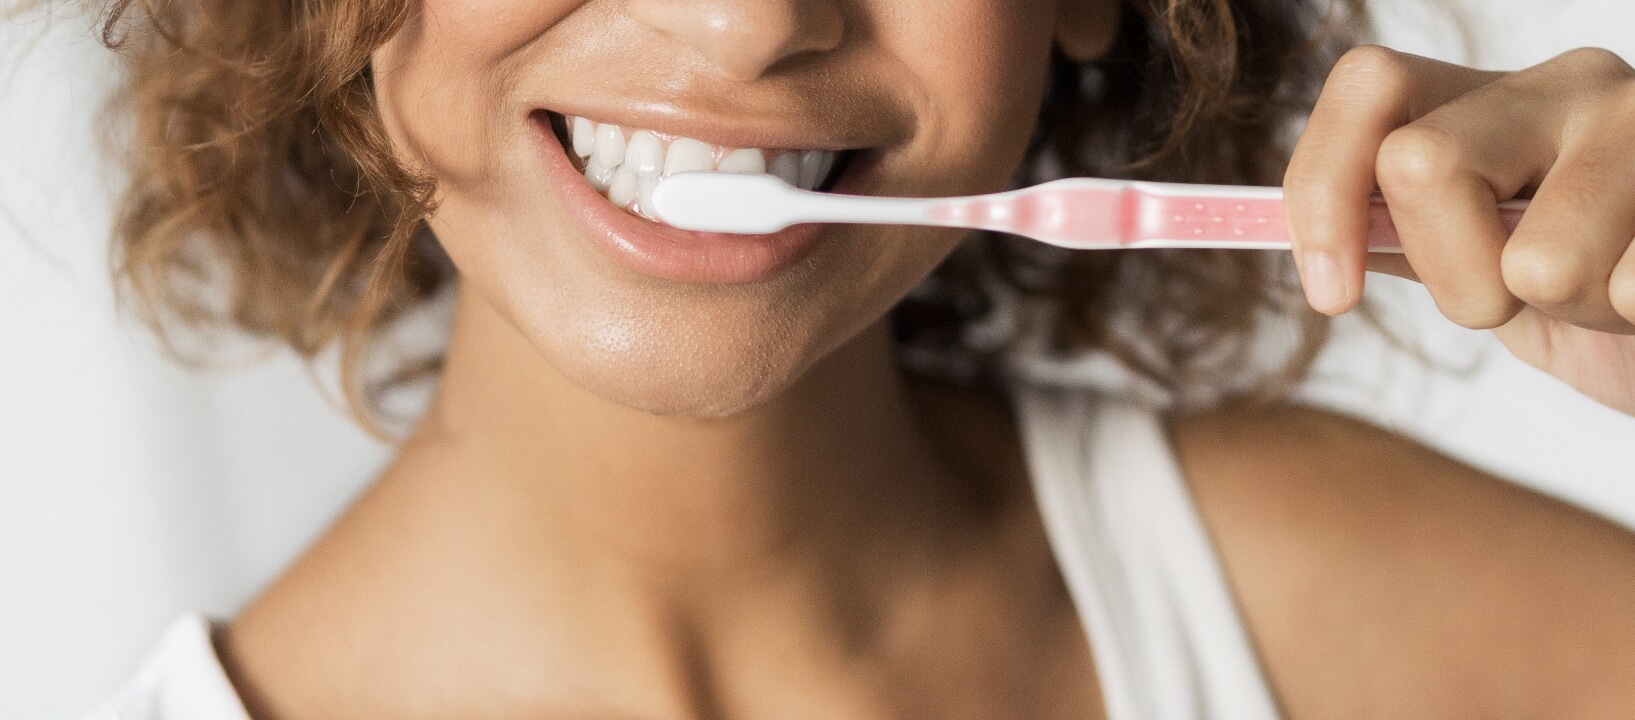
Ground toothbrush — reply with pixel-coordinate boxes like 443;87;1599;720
650;173;1531;252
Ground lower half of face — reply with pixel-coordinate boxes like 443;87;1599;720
372;0;1058;417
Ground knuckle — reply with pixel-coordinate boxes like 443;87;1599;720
1376;125;1467;190
1435;290;1521;330
1327;45;1412;102
1603;80;1635;122
1281;161;1332;205
1502;242;1595;308
1612;272;1635;324
1552;47;1635;83
1332;45;1407;85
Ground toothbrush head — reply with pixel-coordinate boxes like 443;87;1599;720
650;172;797;234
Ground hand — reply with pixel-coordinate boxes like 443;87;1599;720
1285;45;1635;418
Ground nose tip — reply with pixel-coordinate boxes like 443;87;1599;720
628;0;844;82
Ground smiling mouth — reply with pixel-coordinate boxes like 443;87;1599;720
538;110;854;223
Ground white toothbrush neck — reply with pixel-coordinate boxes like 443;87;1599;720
787;191;942;227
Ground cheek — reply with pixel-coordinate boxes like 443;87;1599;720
930;1;1057;104
369;0;577;189
877;0;1057;187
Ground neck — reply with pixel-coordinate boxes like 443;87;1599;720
221;286;1065;720
411;286;1013;598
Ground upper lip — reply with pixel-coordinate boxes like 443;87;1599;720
529;98;911;153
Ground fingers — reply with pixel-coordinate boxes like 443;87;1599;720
1284;45;1501;315
1373;101;1547;328
1612;241;1635;327
1293;45;1635;416
1501;118;1635;335
1293;44;1635;337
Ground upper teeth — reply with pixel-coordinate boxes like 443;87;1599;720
566;115;837;220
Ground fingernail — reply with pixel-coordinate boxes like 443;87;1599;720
1300;250;1350;313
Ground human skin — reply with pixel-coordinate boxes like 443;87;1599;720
1286;47;1635;416
215;1;1635;718
366;0;1086;418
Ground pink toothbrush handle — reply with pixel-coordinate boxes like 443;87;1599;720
926;180;1530;252
1131;193;1528;252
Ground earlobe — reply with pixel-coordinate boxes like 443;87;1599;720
1054;0;1120;63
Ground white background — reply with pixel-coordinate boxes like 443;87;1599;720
3;1;1633;716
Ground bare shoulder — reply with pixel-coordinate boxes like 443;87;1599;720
1166;403;1635;720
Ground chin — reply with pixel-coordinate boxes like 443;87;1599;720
575;360;795;419
522;301;829;419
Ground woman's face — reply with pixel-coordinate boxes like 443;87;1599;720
371;0;1109;416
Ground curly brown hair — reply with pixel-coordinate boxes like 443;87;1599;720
96;0;1368;429
896;0;1368;401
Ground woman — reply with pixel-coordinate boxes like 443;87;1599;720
84;0;1635;717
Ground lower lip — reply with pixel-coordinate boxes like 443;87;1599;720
531;115;843;285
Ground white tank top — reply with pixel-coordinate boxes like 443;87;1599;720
78;387;1279;720
1012;385;1281;720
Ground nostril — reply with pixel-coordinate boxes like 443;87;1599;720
628;0;844;81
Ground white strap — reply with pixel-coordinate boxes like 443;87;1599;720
1013;385;1281;720
80;613;252;720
